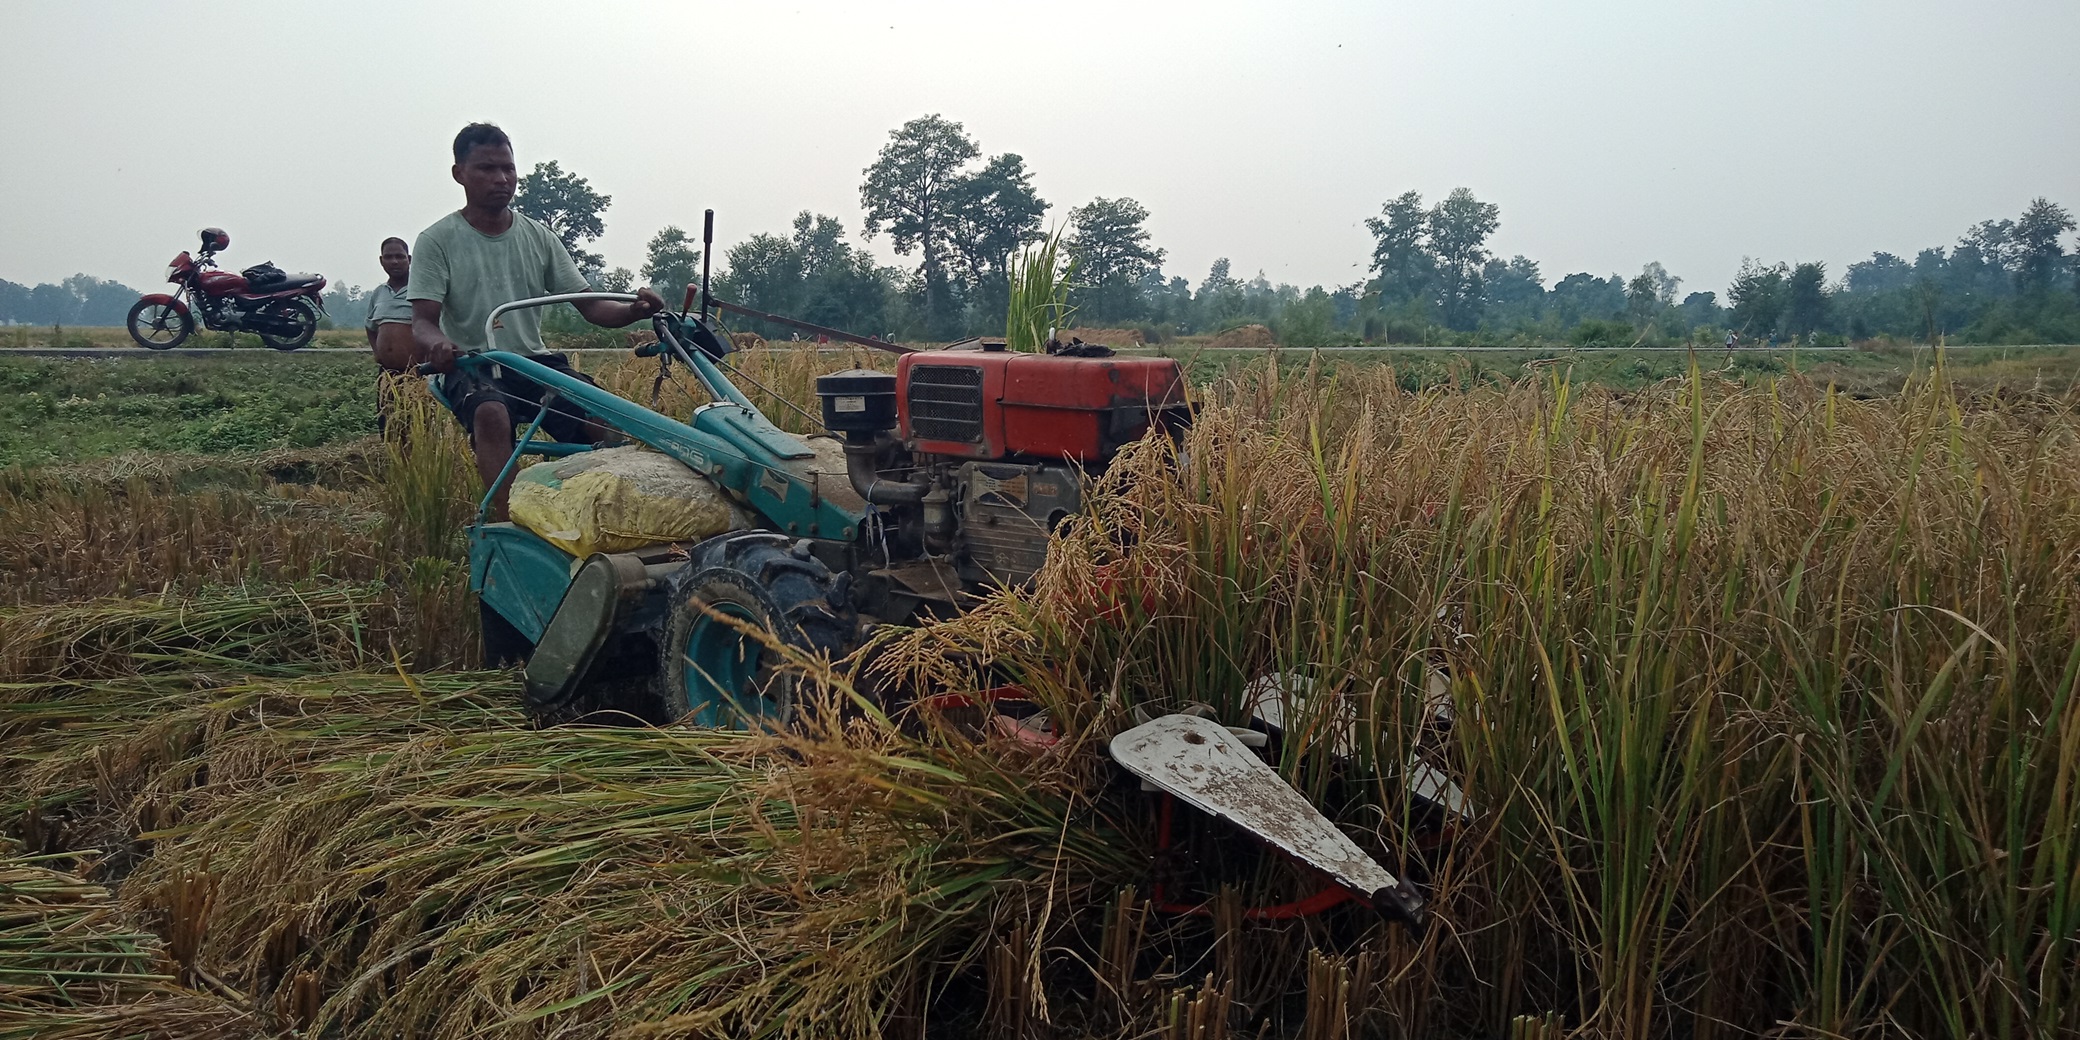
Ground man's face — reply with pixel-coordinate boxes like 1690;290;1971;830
380;243;410;280
453;143;518;211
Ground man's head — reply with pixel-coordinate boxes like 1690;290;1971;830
379;237;410;280
451;122;517;212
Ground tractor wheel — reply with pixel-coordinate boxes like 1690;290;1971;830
657;534;856;729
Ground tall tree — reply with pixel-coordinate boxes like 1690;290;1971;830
791;212;851;275
515;160;612;275
1547;273;1628;327
945;153;1049;327
1427;188;1501;330
1196;258;1245;327
1782;262;1831;337
640;226;702;298
717;234;804;317
1364;190;1432;307
1067;197;1166;322
791;212;894;333
1728;258;1790;334
1481;256;1544;322
1678;291;1725;330
860;114;981;334
1626;262;1680;328
2011;197;2075;296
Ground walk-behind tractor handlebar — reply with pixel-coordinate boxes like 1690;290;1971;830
440;285;1432;933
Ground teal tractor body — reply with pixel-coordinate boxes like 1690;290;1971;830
453;293;870;726
451;285;1190;727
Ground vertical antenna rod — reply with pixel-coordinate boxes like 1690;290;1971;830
699;209;714;322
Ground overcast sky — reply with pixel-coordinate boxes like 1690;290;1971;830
4;0;2077;301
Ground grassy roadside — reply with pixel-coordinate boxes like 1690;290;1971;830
0;354;379;466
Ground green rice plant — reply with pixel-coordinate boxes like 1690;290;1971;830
1007;228;1076;354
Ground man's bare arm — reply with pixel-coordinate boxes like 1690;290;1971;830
572;287;666;328
411;299;458;372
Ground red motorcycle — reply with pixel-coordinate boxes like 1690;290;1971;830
127;228;328;350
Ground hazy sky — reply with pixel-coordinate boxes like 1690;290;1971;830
4;1;2077;301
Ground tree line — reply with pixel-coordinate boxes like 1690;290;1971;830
10;114;2077;347
465;115;2080;348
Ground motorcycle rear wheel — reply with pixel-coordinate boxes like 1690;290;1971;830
259;298;319;351
126;299;193;350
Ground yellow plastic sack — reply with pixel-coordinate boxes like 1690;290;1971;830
509;445;748;556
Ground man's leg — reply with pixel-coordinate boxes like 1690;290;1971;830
470;400;517;522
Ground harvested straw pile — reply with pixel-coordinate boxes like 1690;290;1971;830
1;844;268;1039
1209;324;1276;349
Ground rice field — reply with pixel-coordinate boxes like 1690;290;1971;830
3;350;2077;1038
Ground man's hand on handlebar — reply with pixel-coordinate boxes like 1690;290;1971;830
572;289;666;329
419;337;460;375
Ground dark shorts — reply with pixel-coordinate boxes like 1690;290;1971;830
441;352;601;446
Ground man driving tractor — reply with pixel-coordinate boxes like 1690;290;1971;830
399;122;666;520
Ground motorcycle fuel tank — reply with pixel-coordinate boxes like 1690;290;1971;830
197;269;248;295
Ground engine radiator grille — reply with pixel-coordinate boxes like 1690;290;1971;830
907;365;984;444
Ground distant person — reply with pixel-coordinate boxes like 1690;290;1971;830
1767;331;1778;350
367;237;413;433
1725;330;1738;350
406;122;665;520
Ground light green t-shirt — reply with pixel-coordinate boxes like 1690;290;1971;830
405;210;587;354
364;283;413;329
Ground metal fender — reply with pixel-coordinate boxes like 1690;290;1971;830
137;293;189;315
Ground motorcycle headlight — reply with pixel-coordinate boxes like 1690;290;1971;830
164;264;178;280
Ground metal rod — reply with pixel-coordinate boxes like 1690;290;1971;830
480;291;640;349
709;299;914;354
477;397;553;526
699;210;714;322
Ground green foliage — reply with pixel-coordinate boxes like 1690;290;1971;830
1728;257;1789;334
1273;286;1338;348
0;355;378;466
1570;318;1636;347
640;225;702;298
1783;261;1830;336
2012;197;2075;295
1364;190;1433;309
1005;229;1074;354
859;114;981;332
1066;197;1165;323
515;159;612;275
709;213;899;340
944;153;1049;318
0;273;143;325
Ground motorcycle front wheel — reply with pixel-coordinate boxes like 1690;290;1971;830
126;299;193;349
259;298;319;351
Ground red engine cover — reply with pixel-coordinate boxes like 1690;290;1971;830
896;350;1187;462
197;269;248;295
